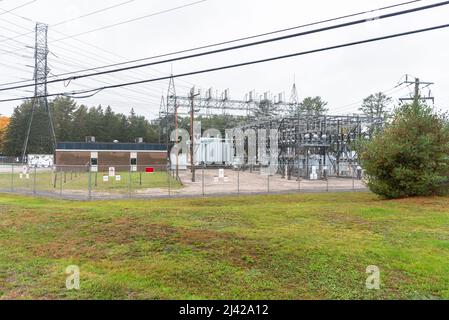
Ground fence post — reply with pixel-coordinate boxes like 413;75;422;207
128;167;132;199
167;164;171;198
297;161;301;193
59;170;63;198
53;172;57;189
88;166;92;201
202;164;205;196
33;166;37;196
352;168;356;191
268;174;270;194
237;166;240;195
11;163;14;192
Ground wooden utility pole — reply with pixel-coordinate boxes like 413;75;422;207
399;75;434;105
414;78;420;103
175;104;179;180
190;87;200;182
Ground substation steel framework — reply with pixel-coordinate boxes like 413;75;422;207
234;114;384;179
158;77;299;142
159;78;383;179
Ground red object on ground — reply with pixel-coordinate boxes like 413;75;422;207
146;167;155;173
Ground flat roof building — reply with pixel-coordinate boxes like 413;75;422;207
55;141;167;172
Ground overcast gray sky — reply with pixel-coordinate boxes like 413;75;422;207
0;0;448;119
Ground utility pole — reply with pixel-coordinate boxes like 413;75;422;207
175;103;179;180
399;75;435;105
413;78;420;103
22;23;57;164
190;87;200;182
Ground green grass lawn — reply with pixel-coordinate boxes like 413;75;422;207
0;192;448;300
0;171;182;194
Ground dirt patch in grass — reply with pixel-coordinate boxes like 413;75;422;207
97;219;267;268
388;196;449;210
27;215;267;269
317;210;375;229
30;238;108;261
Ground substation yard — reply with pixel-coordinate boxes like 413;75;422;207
173;169;366;197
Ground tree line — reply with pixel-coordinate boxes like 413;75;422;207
1;97;160;156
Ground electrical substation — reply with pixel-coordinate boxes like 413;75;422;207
160;77;384;182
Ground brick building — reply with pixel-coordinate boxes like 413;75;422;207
55;141;167;172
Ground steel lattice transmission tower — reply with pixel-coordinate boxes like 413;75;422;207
290;82;299;114
165;76;178;140
22;22;57;163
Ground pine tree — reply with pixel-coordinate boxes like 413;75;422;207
357;101;449;198
359;92;392;120
298;97;328;116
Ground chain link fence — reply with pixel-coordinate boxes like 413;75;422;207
0;163;368;200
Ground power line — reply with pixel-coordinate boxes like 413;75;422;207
45;49;169;99
51;0;137;27
47;0;207;89
2;0;448;93
0;24;33;47
0;0;428;86
50;0;208;42
1;22;448;103
332;76;413;112
0;0;426;106
48;62;164;104
333;85;411;114
0;46;31;59
0;6;196;90
0;0;136;40
49;30;197;89
46;35;194;90
0;61;32;73
0;0;37;17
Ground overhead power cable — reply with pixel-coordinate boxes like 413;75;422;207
0;0;135;41
0;0;37;17
0;0;427;85
1;0;448;93
0;14;180;92
0;1;200;90
0;0;206;57
1;22;448;103
50;0;208;42
51;0;137;27
0;0;426;98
